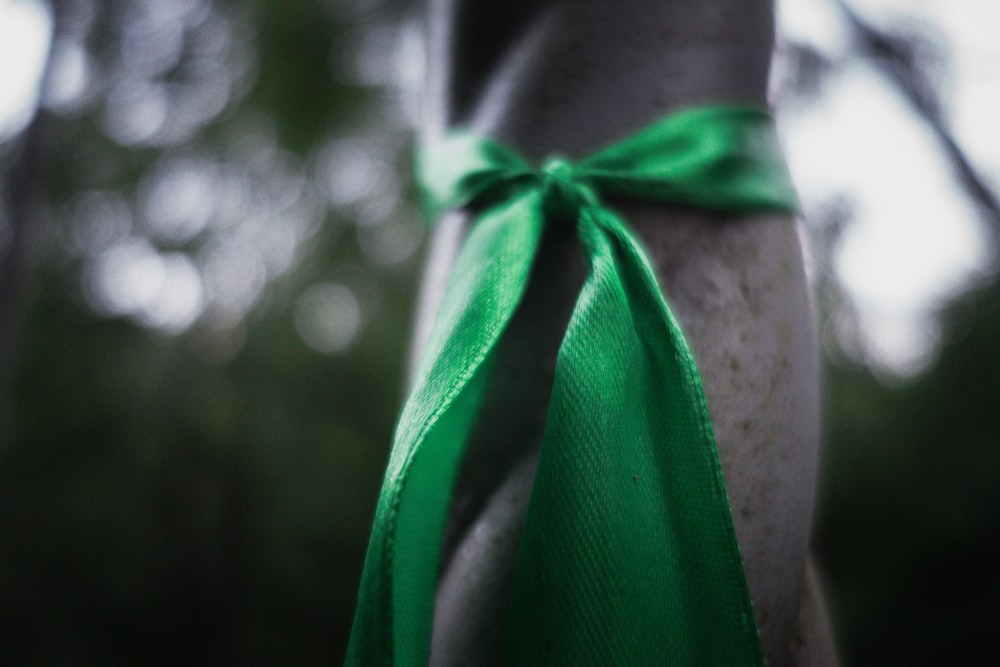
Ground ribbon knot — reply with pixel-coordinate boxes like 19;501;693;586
539;155;597;221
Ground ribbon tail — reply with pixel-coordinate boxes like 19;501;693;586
503;208;765;666
347;193;546;666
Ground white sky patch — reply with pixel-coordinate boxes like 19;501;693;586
0;0;52;141
827;66;984;308
778;0;852;57
923;0;1000;192
777;0;999;377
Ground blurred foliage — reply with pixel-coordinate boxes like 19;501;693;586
2;0;420;663
4;267;409;664
817;278;1000;665
0;0;998;665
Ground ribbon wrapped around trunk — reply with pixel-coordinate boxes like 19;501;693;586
347;105;798;666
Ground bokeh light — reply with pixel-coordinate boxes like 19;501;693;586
294;282;363;354
0;0;52;141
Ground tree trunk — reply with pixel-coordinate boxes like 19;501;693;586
414;1;836;664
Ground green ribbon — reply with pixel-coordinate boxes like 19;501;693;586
347;105;798;666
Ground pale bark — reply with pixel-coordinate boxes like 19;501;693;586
415;1;836;664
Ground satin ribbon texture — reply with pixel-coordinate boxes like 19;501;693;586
347;105;799;666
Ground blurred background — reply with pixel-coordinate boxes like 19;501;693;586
0;0;997;664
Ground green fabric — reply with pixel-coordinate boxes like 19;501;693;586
346;105;798;666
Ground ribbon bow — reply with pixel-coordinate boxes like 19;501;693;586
347;106;798;666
